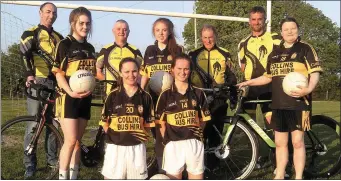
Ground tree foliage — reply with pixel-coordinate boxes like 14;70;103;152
183;0;340;100
1;43;25;98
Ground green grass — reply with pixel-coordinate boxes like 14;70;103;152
1;100;340;179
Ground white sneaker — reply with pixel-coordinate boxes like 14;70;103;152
273;168;290;177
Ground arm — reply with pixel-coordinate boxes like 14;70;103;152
237;75;272;88
291;44;322;98
140;76;149;90
140;49;149;89
198;90;211;130
291;72;320;98
155;92;167;139
99;93;113;133
96;48;105;80
20;31;36;86
238;41;246;72
224;52;237;86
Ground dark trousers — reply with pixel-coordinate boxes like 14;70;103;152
204;99;228;170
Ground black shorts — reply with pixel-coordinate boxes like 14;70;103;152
55;93;92;120
272;109;311;132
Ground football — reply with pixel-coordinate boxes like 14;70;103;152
282;72;308;97
69;70;96;93
150;174;170;179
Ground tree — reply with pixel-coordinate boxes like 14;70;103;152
1;43;25;98
183;0;340;100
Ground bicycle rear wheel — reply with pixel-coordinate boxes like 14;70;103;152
1;116;63;180
304;115;341;178
205;119;259;179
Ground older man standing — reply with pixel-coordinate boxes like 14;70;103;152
20;2;63;179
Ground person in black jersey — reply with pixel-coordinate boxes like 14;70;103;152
52;7;96;180
99;57;155;179
140;17;183;173
238;17;322;179
155;53;211;179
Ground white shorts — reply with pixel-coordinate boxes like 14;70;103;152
101;143;148;179
162;139;204;175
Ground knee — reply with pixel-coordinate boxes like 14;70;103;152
292;139;304;149
63;137;78;148
275;139;288;148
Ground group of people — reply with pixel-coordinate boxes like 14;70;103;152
20;2;321;180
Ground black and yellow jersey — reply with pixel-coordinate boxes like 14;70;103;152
52;35;96;81
238;31;281;80
155;84;211;144
96;42;143;94
265;37;322;110
99;85;155;146
189;45;236;88
140;41;183;78
20;24;63;78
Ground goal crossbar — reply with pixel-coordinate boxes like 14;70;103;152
1;1;249;22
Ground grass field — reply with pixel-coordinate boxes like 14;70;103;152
1;99;340;179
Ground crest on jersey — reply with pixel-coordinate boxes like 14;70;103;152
291;53;297;60
167;55;173;61
280;56;287;62
138;105;143;114
192;99;197;107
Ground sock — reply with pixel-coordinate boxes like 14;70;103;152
59;169;68;180
69;164;80;180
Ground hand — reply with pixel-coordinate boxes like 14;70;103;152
290;85;311;98
26;76;36;87
236;81;249;89
68;90;91;99
102;124;109;133
96;72;105;81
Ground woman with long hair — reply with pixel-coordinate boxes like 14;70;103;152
52;7;95;179
140;17;184;173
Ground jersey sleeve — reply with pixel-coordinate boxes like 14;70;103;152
140;47;150;76
222;51;237;86
155;91;167;124
143;93;155;127
304;44;322;74
96;47;106;69
265;52;273;78
99;92;114;126
52;41;67;76
271;33;282;45
135;49;144;68
20;30;35;77
238;41;246;67
198;90;211;122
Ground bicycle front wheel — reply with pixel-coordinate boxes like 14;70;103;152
206;119;259;179
304;115;341;179
1;116;63;180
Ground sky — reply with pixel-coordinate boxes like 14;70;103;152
1;1;340;54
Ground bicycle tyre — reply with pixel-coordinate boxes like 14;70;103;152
206;118;259;179
304;115;341;178
1;116;63;180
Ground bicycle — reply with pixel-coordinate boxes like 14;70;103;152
197;85;341;179
1;80;157;179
